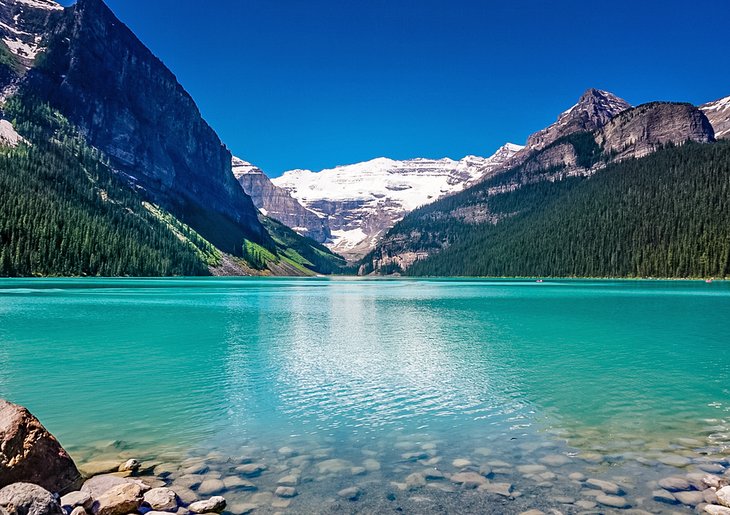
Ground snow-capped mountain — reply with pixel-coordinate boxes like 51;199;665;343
271;143;523;259
0;0;63;68
232;157;331;243
700;95;730;140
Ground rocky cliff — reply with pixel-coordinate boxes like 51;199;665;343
232;157;331;243
596;102;715;161
701;95;730;140
13;0;267;254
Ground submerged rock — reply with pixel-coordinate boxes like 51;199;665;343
274;487;297;498
585;478;624;495
337;486;361;501
658;476;691;492
0;483;64;515
595;493;630;509
117;460;141;473
0;401;82;494
81;476;148;499
450;472;488;489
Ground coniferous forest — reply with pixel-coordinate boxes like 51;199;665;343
402;141;730;278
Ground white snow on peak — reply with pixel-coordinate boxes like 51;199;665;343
231;156;263;177
701;95;730;112
15;0;63;10
700;95;730;139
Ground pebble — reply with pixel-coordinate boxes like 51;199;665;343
652;489;679;504
405;473;426;490
274;487;297;498
271;499;291;509
673;490;705;506
227;503;257;515
223;477;257;490
316;459;352;474
197;479;225;496
277;475;299;486
478;482;513;497
173;475;204;490
188;497;226;514
351;466;366;476
92;483;144;515
539;454;572;467
585;478;624;495
235;463;267;477
569;472;586;481
452;458;472;468
574;499;597;509
517;464;547;475
337;487;361;501
519;510;545;515
450;472;488;488
278;447;296;457
118;459;141;472
363;459;381;472
173;487;197;505
595;493;630;509
659;455;693;467
699;463;726;474
657;476;691;491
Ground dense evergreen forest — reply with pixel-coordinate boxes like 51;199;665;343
402;141;730;278
0;95;219;277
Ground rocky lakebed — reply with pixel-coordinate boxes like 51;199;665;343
2;400;730;515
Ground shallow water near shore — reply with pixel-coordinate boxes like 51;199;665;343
1;277;729;513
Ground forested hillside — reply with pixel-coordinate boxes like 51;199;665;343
400;141;730;278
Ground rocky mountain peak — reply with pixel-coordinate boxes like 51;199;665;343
524;88;631;153
700;95;730;140
0;0;63;69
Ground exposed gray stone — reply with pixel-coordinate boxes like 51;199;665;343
60;492;92;511
657;476;691;492
450;472;488;489
143;488;178;512
90;483;144;515
0;483;64;515
187;497;226;514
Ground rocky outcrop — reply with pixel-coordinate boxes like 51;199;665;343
520;88;630;155
0;483;63;515
0;400;82;495
596;102;715;162
232;157;331;243
14;0;267;254
0;0;63;68
701;95;730;140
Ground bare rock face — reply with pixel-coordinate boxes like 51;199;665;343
0;400;82;495
15;0;267;254
0;483;64;515
232;157;331;243
596;102;715;162
701;95;730;140
521;88;630;154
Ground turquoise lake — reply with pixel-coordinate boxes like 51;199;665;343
1;278;729;513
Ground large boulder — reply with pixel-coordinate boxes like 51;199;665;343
0;483;64;515
0;400;82;495
91;483;143;515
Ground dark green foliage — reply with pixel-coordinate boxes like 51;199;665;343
261;217;346;274
0;94;211;277
404;141;730;278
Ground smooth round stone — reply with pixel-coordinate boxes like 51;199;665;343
143;488;178;511
316;459;352;475
574;499;597;509
551;496;575;504
717;486;730;507
362;459;381;472
351;467;366;476
452;458;472;469
596;494;630;509
174;475;204;490
405;473;426;490
337;487;361;501
271;499;291;509
277;447;296;458
171;487;197;505
569;472;586;481
92;483;145;515
652;489;679;504
421;443;437;451
152;463;177;478
118;459;141;473
538;454;572;467
0;483;64;515
60;491;93;511
235;464;267;477
223;477;256;491
699;463;727;474
706;505;730;515
276;475;299;487
187;496;226;514
578;453;604;464
197;480;225;496
478;483;513;497
450;472;488;489
673;490;705;506
585;478;624;495
659;455;693;467
517;464;547;475
227;503;256;515
657;476;691;491
487;460;511;468
274;487;296;499
519;510;545;515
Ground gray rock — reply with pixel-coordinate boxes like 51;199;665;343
362;459;380;472
226;503;256;515
81;476;148;499
172;475;203;490
657;476;691;492
706;505;730;515
451;459;472;469
718;486;730;507
585;478;624;495
673;490;705;506
656;454;693;467
450;472;488;489
171;487;197;506
316;459;352;475
90;483;144;515
422;469;445;480
0;483;64;515
196;480;224;496
117;460;140;473
68;507;86;515
337;487;361;501
652;489;678;504
234;464;267;477
478;482;513;497
517;464;547;475
222;477;256;491
273;487;296;498
0;401;83;494
276;476;298;487
143;488;178;511
538;454;572;467
60;492;92;511
405;473;426;490
595;493;630;509
187;497;226;514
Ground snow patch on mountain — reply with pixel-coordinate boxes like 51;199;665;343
272;143;523;258
701;95;730;139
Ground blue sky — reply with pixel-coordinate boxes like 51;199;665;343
61;0;730;176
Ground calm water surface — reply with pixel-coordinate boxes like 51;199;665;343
0;278;728;513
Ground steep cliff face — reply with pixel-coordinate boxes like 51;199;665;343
596;102;715;161
232;157;331;243
701;95;730;140
18;0;267;253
